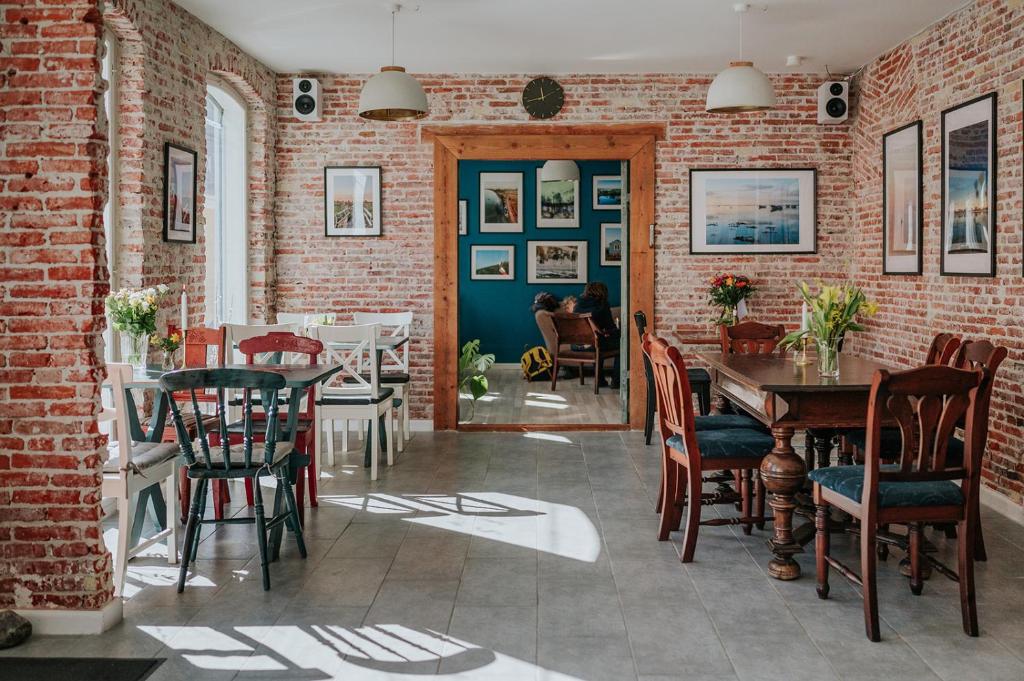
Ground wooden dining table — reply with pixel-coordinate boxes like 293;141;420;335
697;351;892;581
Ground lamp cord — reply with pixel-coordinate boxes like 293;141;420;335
391;7;396;66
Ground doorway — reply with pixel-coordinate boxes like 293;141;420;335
425;123;664;431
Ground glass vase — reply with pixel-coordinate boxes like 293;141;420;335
817;338;840;378
161;350;176;372
120;333;147;370
717;306;737;326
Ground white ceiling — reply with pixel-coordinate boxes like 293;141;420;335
172;0;968;75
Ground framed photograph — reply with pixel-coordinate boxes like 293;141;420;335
162;142;197;243
324;166;381;237
480;172;523;233
470;245;514;281
593;175;622;210
689;168;817;254
527;241;587;284
883;121;923;275
458;200;468;236
600;223;622;266
536;168;579;228
941;92;996;277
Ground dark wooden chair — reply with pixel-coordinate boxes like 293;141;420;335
633;311;710;445
643;333;774;558
720;320;786;355
235;332;322;525
550;312;619;395
162;367;307;592
810;363;989;641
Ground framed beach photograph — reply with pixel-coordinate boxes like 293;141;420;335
458;200;468;235
593;175;622;210
480;172;523;233
162;142;197;243
883;121;923;275
941;92;996;277
470;245;514;281
689;168;817;254
324;167;381;237
601;224;622;266
536;168;579;228
527;241;588;284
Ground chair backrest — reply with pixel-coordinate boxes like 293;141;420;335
184;326;227;369
720;320;786;355
353;311;412;371
534;309;558;355
239;333;322;419
552;313;597;349
223;322;300;364
103;363;134;471
950;339;1007;442
633;310;648;337
161;368;287;470
308;323;382;399
926;332;961;365
862;365;987;511
642;333;699;459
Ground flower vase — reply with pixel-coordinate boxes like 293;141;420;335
161;350;176;372
817;339;840;378
718;306;737;326
120;333;147;370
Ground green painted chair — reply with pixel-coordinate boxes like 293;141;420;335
161;367;307;592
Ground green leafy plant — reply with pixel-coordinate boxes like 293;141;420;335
458;339;495;422
779;281;878;350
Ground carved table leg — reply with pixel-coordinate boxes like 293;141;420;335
812;429;835;469
803;430;816;472
760;425;807;580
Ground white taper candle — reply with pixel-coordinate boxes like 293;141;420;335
180;289;188;332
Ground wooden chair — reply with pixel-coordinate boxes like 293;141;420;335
353;311;413;451
643;333;774;560
810;364;989;641
102;363;179;597
162;367;306;592
633;311;711;446
719;320;786;355
233;332;322;525
223;322;301;364
309;323;396;481
550;312;619;395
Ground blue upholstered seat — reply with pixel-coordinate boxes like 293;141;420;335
694;413;764;431
808;465;964;508
667;428;774;460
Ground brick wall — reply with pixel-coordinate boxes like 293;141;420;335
274;73;853;421
0;0;112;610
847;0;1024;504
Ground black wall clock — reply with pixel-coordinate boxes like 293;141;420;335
522;77;564;119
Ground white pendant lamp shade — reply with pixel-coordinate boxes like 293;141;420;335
540;160;580;182
358;66;428;121
705;60;776;113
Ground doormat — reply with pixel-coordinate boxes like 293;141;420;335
1;657;163;681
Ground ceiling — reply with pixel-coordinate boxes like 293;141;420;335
172;0;968;75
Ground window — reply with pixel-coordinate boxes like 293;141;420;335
204;81;248;325
102;31;119;360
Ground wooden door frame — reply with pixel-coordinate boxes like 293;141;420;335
424;122;664;431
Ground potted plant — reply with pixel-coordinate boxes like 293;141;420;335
105;285;171;368
780;281;878;377
458;339;495;423
708;273;756;326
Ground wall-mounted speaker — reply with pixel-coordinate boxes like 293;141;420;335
292;77;321;121
817;80;848;124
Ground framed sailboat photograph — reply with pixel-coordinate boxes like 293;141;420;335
689;169;817;254
941;92;996;277
882;121;923;275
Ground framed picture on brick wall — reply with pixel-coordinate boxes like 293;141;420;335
689;169;817;254
882;121;923;275
162;142;197;244
941;92;996;277
324;166;382;237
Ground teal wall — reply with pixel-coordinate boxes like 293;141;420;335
458;160;623;363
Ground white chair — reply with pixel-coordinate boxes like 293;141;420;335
353;312;413;446
101;363;179;597
309;324;395;480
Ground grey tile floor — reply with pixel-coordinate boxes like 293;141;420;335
6;430;1024;681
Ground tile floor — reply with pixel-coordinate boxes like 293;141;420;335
6;430;1024;681
469;364;624;425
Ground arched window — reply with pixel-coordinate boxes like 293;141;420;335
204;81;248;325
102;30;119;360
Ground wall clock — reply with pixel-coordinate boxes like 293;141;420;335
522;77;564;119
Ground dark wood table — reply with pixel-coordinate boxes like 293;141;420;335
697;351;892;580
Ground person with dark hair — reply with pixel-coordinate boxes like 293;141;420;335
570;281;620;388
531;291;559;313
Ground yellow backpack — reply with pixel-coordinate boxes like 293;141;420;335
521;346;553;381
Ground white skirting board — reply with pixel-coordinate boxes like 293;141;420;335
981;486;1024;526
16;597;123;635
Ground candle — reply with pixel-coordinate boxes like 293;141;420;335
801;301;808;332
180;289;188;332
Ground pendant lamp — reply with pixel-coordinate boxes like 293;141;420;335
706;4;776;113
358;4;428;121
540;160;580;182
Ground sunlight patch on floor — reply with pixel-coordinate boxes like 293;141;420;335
522;432;575;444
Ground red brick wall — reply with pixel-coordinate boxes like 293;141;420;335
274;73;853;421
847;0;1024;504
0;0;113;610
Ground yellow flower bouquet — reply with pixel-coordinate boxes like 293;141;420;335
780;281;878;377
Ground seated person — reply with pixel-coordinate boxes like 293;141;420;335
568;281;620;388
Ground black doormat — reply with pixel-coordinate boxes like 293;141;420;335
1;657;163;681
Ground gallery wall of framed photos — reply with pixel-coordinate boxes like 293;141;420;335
457;159;624;362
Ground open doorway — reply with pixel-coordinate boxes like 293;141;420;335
426;123;663;431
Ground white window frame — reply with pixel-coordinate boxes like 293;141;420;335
102;30;120;361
